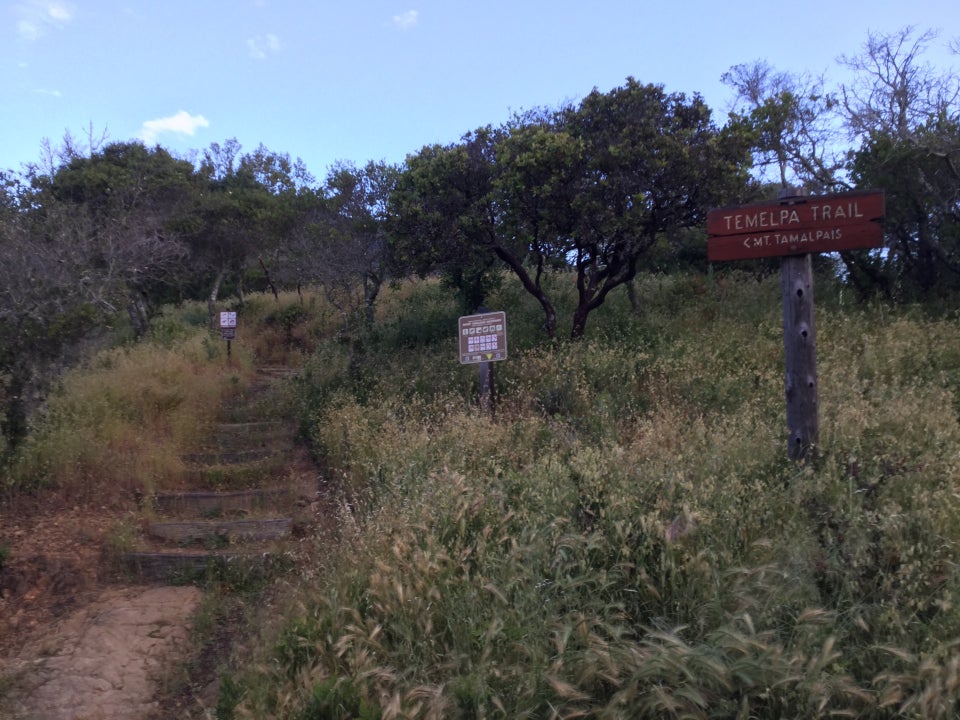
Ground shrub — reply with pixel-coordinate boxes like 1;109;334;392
204;276;960;718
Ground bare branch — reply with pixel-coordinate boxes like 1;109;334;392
838;27;960;141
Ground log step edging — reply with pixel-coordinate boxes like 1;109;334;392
214;420;286;432
151;488;291;515
119;550;282;583
147;518;292;544
181;448;282;465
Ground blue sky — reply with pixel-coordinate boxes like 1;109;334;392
2;0;957;180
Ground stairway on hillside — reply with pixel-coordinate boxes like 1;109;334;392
120;366;314;582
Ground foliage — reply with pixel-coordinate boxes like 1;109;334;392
1;316;253;499
848;115;960;299
3;29;957;453
214;274;960;718
722;61;843;189
560;79;754;338
42;141;198;330
388;130;505;314
0;136;318;452
839;28;960;300
729;27;960;300
390;83;754;339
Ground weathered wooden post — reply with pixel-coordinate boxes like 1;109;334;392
780;253;818;459
457;309;508;418
777;189;818;460
707;188;885;461
478;357;495;416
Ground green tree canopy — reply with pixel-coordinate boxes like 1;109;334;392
390;79;753;339
389;130;505;313
561;79;753;337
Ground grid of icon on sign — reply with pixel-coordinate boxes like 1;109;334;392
458;311;507;364
466;324;502;353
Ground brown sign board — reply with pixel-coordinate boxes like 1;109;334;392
708;190;885;262
458;311;507;364
221;327;236;340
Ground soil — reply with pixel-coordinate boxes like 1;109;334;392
0;496;204;720
0;367;328;720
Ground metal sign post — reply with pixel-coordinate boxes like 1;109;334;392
708;189;885;460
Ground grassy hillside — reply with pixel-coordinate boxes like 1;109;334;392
6;270;960;718
208;271;959;719
0;292;334;502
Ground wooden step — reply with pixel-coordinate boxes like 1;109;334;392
122;364;307;584
181;448;281;465
181;457;290;489
213;420;288;436
220;401;291;424
256;366;300;381
119;550;281;583
151;488;291;516
146;518;292;544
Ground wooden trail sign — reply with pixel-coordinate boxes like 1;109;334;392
707;190;885;261
709;189;885;460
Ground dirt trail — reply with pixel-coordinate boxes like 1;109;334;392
1;366;311;719
2;586;202;720
0;496;210;720
0;500;205;720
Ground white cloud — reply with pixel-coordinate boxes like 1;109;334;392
16;1;74;41
247;33;281;60
46;2;71;21
139;111;210;145
392;9;419;31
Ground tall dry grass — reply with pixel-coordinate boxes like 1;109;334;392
30;274;957;719
2;312;256;503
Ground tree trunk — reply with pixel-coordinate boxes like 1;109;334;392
126;293;149;339
208;268;226;328
0;366;29;457
915;216;937;291
570;263;638;340
492;246;558;339
259;257;280;301
364;273;381;327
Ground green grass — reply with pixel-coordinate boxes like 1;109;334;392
197;271;960;718
7;273;960;718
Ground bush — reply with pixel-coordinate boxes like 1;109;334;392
216;276;960;718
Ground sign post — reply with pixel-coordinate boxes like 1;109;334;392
219;311;237;359
458;310;507;416
708;189;884;460
780;242;818;459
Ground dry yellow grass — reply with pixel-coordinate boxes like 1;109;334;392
4;326;255;502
